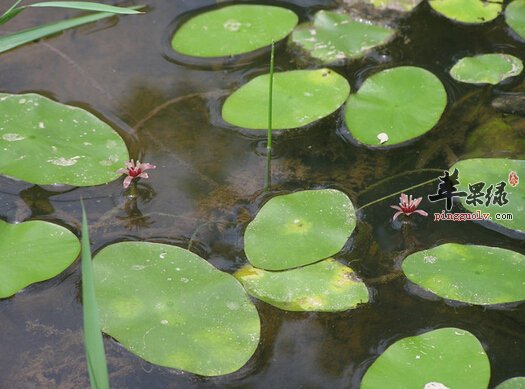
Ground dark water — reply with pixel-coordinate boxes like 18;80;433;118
0;0;524;388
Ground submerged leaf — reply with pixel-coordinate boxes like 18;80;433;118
93;242;260;376
429;0;503;24
403;243;525;305
361;328;490;388
450;54;523;85
244;189;356;270
495;377;525;389
222;69;350;130
290;10;395;64
235;259;369;312
0;93;129;186
171;4;298;57
0;219;80;298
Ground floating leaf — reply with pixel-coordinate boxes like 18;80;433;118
450;54;523;85
0;93;129;186
429;0;503;24
345;66;446;146
244;189;356;271
290;10;395;64
495;377;525;389
361;328;490;388
171;5;298;57
506;0;525;41
368;0;423;12
0;219;80;298
223;69;350;130
451;158;525;234
235;259;369;311
93;242;260;376
402;243;525;305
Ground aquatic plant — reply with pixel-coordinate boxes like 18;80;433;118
116;160;156;189
390;193;428;220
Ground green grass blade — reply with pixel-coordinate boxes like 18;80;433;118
26;2;143;14
81;200;110;389
0;1;24;25
0;5;142;54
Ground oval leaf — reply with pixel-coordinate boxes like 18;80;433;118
402;243;525;305
345;66;446;146
451;158;525;235
450;54;523;85
222;69;350;130
93;242;260;376
290;10;395;64
244;189;356;271
235;259;369;312
429;0;503;23
0;219;80;298
171;5;298;57
0;93;129;186
361;328;490;389
506;0;525;41
495;377;525;389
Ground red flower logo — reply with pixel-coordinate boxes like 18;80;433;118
508;171;519;187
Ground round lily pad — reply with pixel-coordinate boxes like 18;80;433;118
0;93;129;186
451;158;525;235
506;0;525;41
345;66;447;146
235;259;369;312
495;377;525;389
93;242;260;376
171;5;298;57
429;0;503;24
0;219;80;298
368;0;423;12
361;328;490;389
450;54;523;85
290;10;395;64
402;243;525;305
222;69;350;130
244;189;356;271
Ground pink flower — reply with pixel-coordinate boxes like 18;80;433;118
391;193;428;220
116;160;156;189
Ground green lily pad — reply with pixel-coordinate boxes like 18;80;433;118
361;328;490;389
450;54;523;85
451;158;525;234
0;219;80;298
171;5;298;57
290;10;395;64
506;0;525;41
402;243;525;305
496;377;525;389
93;242;260;376
345;66;447;146
0;93;129;186
368;0;423;12
244;189;356;271
222;69;350;130
429;0;503;24
235;259;369;312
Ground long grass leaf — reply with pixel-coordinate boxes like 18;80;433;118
0;1;24;25
0;5;142;54
81;200;110;389
26;2;142;14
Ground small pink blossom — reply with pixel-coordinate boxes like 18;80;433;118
391;193;428;221
116;159;156;189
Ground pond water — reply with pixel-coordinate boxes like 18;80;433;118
0;0;524;387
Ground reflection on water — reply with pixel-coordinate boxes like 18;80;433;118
0;0;524;387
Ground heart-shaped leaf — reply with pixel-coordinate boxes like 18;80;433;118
506;0;525;40
93;242;260;376
0;93;129;186
361;328;490;389
244;189;356;270
402;243;525;305
450;54;523;85
345;66;447;146
290;10;395;64
429;0;503;24
171;5;298;57
235;259;369;312
0;219;80;298
222;69;350;130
